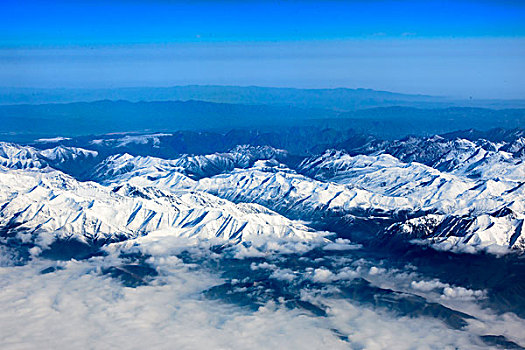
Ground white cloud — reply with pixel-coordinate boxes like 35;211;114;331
250;262;277;271
1;245;523;350
368;266;386;275
309;267;359;284
0;255;496;350
269;269;296;282
411;279;449;292
0;236;521;350
35;137;71;143
322;238;362;251
441;286;486;301
311;268;336;283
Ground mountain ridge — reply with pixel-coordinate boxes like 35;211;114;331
2;85;525;110
1;100;524;141
0;128;523;254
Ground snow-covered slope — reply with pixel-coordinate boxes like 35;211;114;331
298;149;525;250
0;142;99;172
299;150;524;214
40;146;98;162
385;212;525;252
362;135;525;181
0;137;523;254
98;146;525;251
0;166;321;253
105;159;414;219
0;142;48;169
92;145;287;181
196;166;523;251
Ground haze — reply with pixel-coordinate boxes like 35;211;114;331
1;0;524;98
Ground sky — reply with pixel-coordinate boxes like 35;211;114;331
1;0;524;98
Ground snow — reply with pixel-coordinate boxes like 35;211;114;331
0;137;522;254
34;137;72;143
0;167;323;252
40;146;98;161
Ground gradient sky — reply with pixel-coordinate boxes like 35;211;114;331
1;0;524;98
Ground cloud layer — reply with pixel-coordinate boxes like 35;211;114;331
1;239;522;350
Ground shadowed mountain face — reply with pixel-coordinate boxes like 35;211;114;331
21;126;525;161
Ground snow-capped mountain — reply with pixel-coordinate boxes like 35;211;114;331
195;160;523;250
298;149;524;250
94;145;524;251
385;211;525;251
0;166;321;254
0;142;99;171
92;145;287;182
0;142;48;169
0;129;523;254
299;150;523;214
356;134;525;181
39;145;98;163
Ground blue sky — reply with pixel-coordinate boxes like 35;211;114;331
1;0;524;98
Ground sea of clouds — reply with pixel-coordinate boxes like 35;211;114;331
0;237;523;350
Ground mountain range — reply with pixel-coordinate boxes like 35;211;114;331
0;99;524;142
3;85;525;109
0;127;523;259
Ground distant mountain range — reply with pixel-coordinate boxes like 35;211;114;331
2;85;525;110
0;99;524;141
